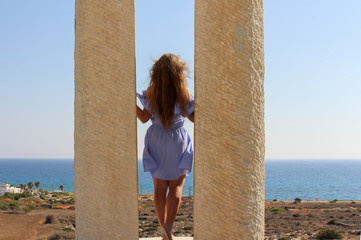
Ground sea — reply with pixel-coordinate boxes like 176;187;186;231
1;158;361;201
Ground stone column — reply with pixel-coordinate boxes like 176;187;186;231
74;0;137;239
194;0;265;239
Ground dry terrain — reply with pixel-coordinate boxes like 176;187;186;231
264;200;361;240
0;191;75;240
1;192;361;239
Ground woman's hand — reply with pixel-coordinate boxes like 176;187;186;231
137;105;151;123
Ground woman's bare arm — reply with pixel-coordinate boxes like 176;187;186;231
137;106;151;123
185;88;194;123
187;111;194;123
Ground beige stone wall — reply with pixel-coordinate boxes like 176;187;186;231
194;0;265;239
74;0;138;239
75;0;264;239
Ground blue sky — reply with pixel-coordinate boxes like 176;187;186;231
0;1;360;159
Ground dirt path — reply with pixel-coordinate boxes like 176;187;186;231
0;209;74;240
0;213;47;240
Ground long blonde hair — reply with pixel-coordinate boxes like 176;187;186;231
148;53;190;129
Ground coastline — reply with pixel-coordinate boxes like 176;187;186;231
2;159;361;200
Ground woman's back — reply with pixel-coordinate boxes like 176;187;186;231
136;53;194;180
137;89;194;180
137;89;194;130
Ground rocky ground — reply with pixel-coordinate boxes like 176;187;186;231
138;194;193;238
0;191;75;240
1;192;361;239
139;196;361;239
264;200;361;240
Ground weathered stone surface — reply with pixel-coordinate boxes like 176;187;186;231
75;0;264;238
194;0;265;239
74;0;138;239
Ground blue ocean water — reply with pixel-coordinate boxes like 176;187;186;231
0;159;74;192
265;159;361;201
1;159;361;200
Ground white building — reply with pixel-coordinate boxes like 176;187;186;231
0;183;22;195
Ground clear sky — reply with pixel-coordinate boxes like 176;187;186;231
0;0;360;159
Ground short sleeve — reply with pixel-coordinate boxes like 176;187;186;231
136;90;150;111
185;94;194;117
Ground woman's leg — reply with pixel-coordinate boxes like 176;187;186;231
165;174;186;229
153;178;169;226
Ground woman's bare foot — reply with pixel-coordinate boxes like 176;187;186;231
161;222;173;240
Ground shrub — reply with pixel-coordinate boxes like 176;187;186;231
8;201;22;210
273;199;277;201
0;200;23;211
294;198;302;204
278;237;290;240
44;215;59;224
24;205;35;213
62;227;74;232
67;197;75;204
48;231;75;240
316;229;342;239
293;214;301;217
329;199;338;203
268;207;286;214
0;205;7;210
1;192;32;200
0;200;10;210
327;219;339;225
351;201;356;204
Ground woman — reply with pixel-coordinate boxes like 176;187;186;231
136;53;194;240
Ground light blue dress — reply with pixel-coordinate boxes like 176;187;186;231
137;90;194;180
